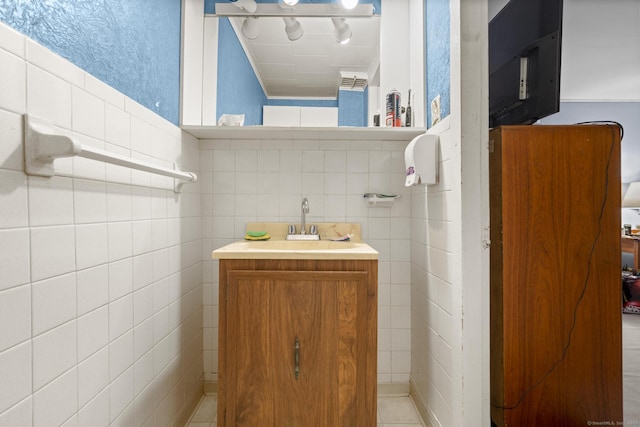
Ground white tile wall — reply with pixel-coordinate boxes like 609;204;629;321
0;342;32;414
0;397;32;426
200;137;413;384
30;225;76;282
32;321;76;391
31;273;76;336
78;346;109;409
109;259;133;302
0;170;28;228
27;64;72;128
0;22;202;426
77;306;109;363
0;285;31;352
73;179;108;224
77;265;109;316
410;122;458;426
75;224;109;270
33;368;78;427
0;48;26;114
0;109;24;171
72;86;106;139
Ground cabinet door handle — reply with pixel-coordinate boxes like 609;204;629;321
294;337;300;380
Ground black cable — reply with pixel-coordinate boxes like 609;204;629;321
491;122;620;411
575;120;624;142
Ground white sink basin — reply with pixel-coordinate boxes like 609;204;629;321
212;239;378;260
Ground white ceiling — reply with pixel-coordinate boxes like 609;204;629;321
228;15;380;98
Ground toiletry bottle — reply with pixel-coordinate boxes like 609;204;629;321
386;89;401;127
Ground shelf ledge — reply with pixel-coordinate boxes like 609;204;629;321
180;125;427;141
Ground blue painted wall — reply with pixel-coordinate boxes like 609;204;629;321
338;89;368;127
0;0;181;125
424;0;450;128
206;0;381;15
538;101;640;183
217;17;267;125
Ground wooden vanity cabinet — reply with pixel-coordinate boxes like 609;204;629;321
218;259;377;427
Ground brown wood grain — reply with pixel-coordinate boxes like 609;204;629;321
490;125;622;426
218;260;377;427
622;236;640;269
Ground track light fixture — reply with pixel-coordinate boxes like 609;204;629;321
283;17;304;41
226;1;363;43
230;0;257;13
241;16;259;40
331;17;352;44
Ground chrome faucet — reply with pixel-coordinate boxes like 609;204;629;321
285;198;318;240
301;198;309;234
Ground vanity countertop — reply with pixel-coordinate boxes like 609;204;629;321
212;222;378;260
212;239;378;260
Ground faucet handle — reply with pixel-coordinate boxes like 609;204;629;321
309;224;318;235
287;224;296;235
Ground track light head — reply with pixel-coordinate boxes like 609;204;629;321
283;17;304;41
230;0;257;13
241;17;259;40
331;17;352;44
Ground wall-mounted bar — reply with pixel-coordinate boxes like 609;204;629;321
24;115;197;193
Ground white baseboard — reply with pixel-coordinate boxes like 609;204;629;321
173;384;204;427
409;378;439;427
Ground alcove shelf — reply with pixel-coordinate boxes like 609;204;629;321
180;125;426;141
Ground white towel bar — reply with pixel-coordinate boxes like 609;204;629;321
24;115;197;193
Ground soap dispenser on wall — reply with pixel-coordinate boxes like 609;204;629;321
404;134;439;186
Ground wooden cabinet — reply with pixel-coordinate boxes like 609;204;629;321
489;125;623;426
218;259;377;427
622;235;640;270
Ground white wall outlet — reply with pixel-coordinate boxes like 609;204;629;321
430;95;441;125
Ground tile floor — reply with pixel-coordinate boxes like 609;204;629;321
185;394;427;427
186;315;640;427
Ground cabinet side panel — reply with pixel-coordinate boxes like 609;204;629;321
218;261;229;426
495;125;622;426
365;260;378;427
489;128;505;426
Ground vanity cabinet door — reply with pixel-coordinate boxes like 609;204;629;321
223;269;368;427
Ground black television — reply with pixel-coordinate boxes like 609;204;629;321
489;0;563;127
